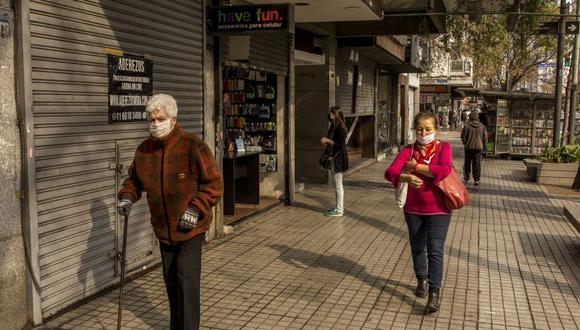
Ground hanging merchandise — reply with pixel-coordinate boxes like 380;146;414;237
246;84;256;99
265;85;276;99
222;65;278;167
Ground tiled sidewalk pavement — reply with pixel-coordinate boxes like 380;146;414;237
42;131;580;329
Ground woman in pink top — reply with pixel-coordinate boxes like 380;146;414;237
385;112;453;314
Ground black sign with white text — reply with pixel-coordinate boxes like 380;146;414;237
537;21;580;35
108;53;153;123
207;4;292;34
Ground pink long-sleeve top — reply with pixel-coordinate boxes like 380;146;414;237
385;141;453;215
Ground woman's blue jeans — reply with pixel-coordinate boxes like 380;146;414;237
404;213;451;290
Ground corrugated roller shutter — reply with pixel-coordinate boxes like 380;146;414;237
336;48;354;113
249;33;289;75
356;55;375;115
29;0;204;317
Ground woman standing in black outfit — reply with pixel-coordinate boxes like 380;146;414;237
321;106;349;216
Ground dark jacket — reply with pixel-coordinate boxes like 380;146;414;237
461;120;488;151
327;124;349;173
118;124;223;245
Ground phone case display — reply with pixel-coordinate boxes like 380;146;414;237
223;66;278;172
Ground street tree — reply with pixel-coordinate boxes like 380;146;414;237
429;0;561;91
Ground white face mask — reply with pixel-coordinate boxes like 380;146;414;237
416;132;436;145
149;118;173;138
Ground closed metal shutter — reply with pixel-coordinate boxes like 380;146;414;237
221;34;289;75
28;0;204;317
356;56;375;115
336;48;354;113
249;33;289;75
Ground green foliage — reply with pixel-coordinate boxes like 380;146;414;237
538;144;580;163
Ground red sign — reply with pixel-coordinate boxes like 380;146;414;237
420;85;448;93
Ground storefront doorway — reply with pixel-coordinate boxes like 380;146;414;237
346;115;375;168
221;64;286;224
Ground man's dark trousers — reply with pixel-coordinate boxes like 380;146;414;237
160;233;204;330
464;149;483;182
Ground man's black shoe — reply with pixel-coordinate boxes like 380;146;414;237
474;181;480;186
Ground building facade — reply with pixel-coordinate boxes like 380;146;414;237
5;0;446;326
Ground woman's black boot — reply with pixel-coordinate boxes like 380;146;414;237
415;275;428;298
425;288;440;314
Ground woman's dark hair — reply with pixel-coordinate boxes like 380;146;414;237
330;106;347;130
412;112;439;130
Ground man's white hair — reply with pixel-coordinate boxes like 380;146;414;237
146;94;178;117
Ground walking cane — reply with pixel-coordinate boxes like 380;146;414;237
117;213;129;330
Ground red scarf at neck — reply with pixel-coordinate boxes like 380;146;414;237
413;140;438;164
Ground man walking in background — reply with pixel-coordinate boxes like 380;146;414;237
461;111;487;186
449;110;457;131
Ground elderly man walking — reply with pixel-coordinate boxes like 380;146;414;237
461;111;487;186
117;94;223;329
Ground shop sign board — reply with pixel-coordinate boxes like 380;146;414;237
108;53;153;123
537;21;580;35
207;4;293;34
420;85;449;93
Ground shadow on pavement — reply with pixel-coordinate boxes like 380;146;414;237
499;170;534;183
517;231;580;295
291;202;408;240
268;244;425;314
74;199;165;329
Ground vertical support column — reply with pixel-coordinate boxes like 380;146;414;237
211;0;224;237
284;6;295;205
374;64;379;159
328;36;337;108
14;0;42;324
328;36;336;185
1;0;28;328
204;1;222;240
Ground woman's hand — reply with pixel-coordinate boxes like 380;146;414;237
401;173;423;189
405;158;417;172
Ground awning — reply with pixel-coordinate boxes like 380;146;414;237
245;0;382;23
453;88;556;100
336;0;447;35
338;36;426;73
